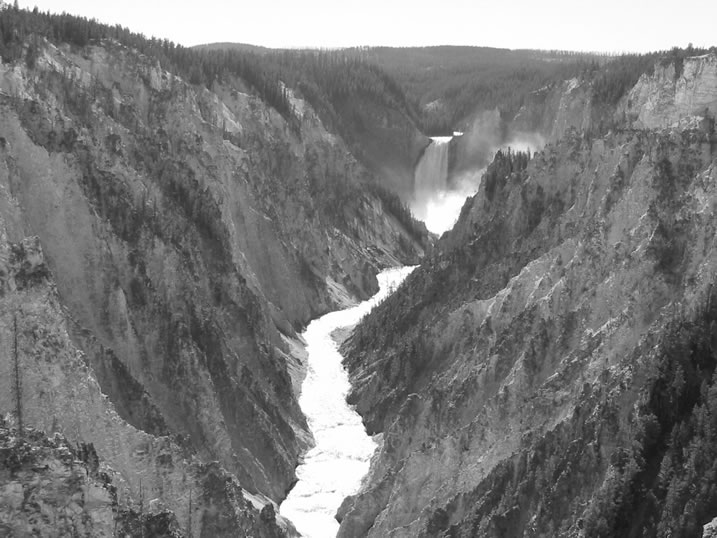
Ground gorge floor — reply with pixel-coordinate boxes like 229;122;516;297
280;267;416;538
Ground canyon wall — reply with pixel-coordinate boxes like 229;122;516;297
340;54;717;537
619;53;717;129
331;93;430;201
0;36;428;535
511;77;593;141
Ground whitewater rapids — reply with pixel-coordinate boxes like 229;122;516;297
280;266;416;538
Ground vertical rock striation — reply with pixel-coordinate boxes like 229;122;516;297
620;54;717;129
512;77;594;142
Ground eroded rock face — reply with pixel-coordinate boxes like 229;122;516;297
704;517;717;538
512;78;594;142
0;423;119;538
513;53;717;145
0;420;288;537
620;53;717;129
0;236;290;537
0;36;427;535
340;123;717;536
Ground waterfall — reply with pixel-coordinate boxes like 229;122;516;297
411;136;455;232
414;137;452;208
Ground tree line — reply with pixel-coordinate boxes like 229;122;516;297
484;147;532;201
0;4;425;138
0;4;298;125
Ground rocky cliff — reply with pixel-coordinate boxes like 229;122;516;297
0;236;289;537
339;55;717;537
0;32;427;536
0;419;291;537
620;53;717;129
513;53;717;143
512;77;594;142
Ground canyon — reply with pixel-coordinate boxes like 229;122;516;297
0;26;427;537
1;7;717;537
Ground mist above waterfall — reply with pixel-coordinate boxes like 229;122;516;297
418;166;480;235
503;131;545;155
410;127;545;235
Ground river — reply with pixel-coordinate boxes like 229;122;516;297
280;266;416;538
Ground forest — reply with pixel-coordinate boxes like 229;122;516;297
582;294;717;538
351;45;716;135
346;46;599;133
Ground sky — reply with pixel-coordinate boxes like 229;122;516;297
15;0;717;52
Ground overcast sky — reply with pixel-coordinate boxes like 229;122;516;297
16;0;717;52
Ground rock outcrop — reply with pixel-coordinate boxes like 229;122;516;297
704;517;717;538
513;53;717;144
0;421;290;537
620;53;717;129
1;421;127;538
340;59;717;536
512;77;594;142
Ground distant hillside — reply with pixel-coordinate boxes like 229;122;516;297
193;42;273;54
345;46;603;132
196;44;599;135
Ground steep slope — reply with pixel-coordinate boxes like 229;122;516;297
339;55;717;537
1;421;142;538
620;53;717;129
349;46;594;133
0;26;428;535
0;237;287;537
329;90;428;201
194;45;431;202
511;77;594;141
513;52;717;143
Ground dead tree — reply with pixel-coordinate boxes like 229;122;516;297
187;489;193;538
13;311;23;439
